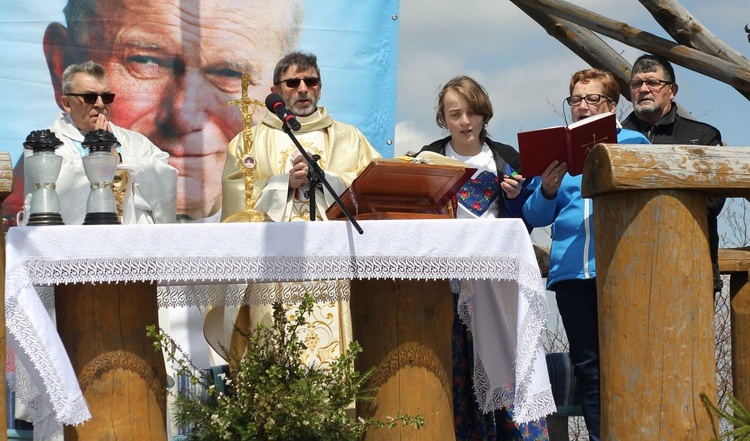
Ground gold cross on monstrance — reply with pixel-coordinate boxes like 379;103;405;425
224;73;271;222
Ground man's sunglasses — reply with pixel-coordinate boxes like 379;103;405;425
275;77;320;88
65;93;116;104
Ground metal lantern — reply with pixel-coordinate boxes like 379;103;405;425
23;129;65;225
82;129;121;225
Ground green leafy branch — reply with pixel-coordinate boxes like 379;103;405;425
148;294;423;440
701;392;750;440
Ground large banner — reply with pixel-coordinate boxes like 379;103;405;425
0;0;399;222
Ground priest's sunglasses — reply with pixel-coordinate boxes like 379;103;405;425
565;94;611;106
65;93;116;104
275;77;320;88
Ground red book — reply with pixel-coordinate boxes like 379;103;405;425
517;112;617;177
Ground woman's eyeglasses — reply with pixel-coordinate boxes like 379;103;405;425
66;93;116;104
565;94;610;106
275;77;320;88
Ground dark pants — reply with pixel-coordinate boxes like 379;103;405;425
552;278;600;441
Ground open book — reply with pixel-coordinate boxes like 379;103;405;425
517;112;617;177
394;150;469;167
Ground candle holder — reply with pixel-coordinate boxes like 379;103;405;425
82;129;121;225
23;129;65;225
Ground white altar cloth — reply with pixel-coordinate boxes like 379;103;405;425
5;218;555;431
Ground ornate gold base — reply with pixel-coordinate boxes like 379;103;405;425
223;209;273;223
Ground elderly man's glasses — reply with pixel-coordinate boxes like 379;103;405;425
565;94;611;106
629;79;672;91
66;93;116;104
275;77;320;88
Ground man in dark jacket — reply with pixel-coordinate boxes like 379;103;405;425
622;53;725;293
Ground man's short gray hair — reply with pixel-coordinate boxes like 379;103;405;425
61;60;107;94
62;0;304;53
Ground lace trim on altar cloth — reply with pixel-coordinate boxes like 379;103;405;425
15;363;64;441
6;264;92;433
19;255;528;287
457;257;556;424
36;281;351;309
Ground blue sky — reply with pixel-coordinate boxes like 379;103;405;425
394;0;749;155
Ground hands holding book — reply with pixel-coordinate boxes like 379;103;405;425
540;160;569;199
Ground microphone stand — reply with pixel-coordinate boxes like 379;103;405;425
282;123;364;234
305;154;322;220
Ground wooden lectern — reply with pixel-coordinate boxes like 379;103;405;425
325;159;475;220
331;159;473;440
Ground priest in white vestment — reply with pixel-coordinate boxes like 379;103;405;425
216;52;380;367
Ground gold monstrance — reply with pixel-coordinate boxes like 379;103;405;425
223;73;272;222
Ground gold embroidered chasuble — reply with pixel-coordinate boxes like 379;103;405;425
218;107;380;367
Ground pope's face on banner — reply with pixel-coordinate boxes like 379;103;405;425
44;0;301;220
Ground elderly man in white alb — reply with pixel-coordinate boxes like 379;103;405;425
16;60;178;440
22;60;177;224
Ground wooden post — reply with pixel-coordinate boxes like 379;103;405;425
0;152;13;436
719;248;750;410
731;271;750;409
55;282;167;441
582;144;750;439
350;279;454;441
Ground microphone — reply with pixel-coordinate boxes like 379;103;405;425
265;93;301;131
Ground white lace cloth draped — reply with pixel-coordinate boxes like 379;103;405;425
5;218;555;433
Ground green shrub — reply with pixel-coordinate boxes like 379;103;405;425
148;294;423;440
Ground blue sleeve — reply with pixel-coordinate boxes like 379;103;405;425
502;164;533;231
522;176;558;227
617;128;650;144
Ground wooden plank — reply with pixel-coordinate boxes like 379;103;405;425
582;143;750;198
719;247;750;273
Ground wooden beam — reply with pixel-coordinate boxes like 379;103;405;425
514;0;750;100
508;0;635;101
719;247;750;273
638;0;750;70
581;143;750;199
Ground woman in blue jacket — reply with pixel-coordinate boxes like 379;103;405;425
522;69;649;441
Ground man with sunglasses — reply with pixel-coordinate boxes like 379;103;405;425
222;51;380;221
23;60;177;225
621;53;726;294
217;51;380;371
